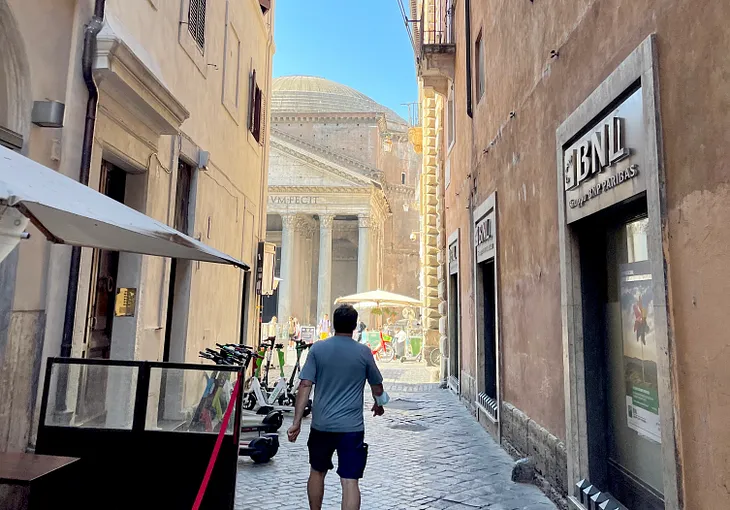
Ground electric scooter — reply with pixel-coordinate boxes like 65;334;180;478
242;340;312;416
277;339;313;407
197;348;279;463
202;347;283;432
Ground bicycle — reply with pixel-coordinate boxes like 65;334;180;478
371;331;395;362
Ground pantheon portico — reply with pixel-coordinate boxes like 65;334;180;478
263;76;421;325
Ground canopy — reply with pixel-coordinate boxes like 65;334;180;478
0;145;248;269
334;289;421;308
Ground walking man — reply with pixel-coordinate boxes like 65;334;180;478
288;304;389;510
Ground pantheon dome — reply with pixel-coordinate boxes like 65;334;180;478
271;76;407;129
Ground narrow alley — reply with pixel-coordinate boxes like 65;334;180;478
235;363;556;510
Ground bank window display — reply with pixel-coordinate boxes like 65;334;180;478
608;217;663;505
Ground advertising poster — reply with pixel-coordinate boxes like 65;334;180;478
619;259;661;444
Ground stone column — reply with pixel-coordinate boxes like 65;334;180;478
371;220;380;290
357;214;371;292
277;214;296;321
316;214;335;321
294;216;315;323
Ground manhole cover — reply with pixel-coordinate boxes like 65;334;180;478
387;423;428;432
387;398;423;410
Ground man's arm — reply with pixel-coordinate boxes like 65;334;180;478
287;380;312;443
288;346;316;443
365;348;386;417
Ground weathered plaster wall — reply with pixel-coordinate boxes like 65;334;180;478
446;0;730;504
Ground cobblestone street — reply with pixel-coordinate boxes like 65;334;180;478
235;365;556;510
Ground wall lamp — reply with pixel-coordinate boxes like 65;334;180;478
31;100;65;128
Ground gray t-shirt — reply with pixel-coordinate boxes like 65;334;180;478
299;334;383;433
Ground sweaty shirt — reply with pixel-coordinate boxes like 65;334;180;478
299;334;383;433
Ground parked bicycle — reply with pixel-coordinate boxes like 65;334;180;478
371;331;395;362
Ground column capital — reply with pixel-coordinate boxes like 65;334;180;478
319;214;335;230
357;213;372;228
281;213;297;229
293;215;313;233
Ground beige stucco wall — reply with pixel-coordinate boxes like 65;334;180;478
0;0;274;452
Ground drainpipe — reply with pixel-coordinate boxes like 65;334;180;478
60;0;106;357
464;0;473;118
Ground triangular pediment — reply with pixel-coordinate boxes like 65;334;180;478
268;134;373;188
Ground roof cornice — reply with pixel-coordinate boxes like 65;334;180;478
268;185;371;194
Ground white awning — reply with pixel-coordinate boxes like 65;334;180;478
0;146;248;270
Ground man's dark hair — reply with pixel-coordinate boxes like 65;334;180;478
333;304;358;334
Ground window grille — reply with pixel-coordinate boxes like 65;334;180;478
188;0;207;51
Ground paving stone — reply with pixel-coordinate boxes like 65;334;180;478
235;374;556;509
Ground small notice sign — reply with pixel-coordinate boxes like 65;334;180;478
114;288;137;317
300;326;316;344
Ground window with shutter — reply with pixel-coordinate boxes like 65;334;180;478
253;86;262;143
260;91;267;146
188;0;207;51
249;70;257;132
248;69;264;144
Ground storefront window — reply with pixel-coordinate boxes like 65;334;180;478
605;217;664;505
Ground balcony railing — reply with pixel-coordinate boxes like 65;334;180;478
398;0;455;61
420;0;455;47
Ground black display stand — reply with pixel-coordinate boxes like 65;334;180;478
36;358;244;510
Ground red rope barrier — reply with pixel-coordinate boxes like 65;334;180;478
192;377;241;510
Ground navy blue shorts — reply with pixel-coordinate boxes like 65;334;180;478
307;428;368;479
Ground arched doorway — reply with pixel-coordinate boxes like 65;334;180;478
0;0;32;151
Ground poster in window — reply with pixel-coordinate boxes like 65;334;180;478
619;260;661;443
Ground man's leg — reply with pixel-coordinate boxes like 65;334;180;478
340;478;361;510
307;429;336;510
307;469;326;510
335;433;368;510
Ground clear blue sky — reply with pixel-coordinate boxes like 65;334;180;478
272;0;417;121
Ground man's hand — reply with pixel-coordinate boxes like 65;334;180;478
288;421;301;442
371;403;384;417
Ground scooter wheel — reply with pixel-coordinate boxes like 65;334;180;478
262;411;284;432
242;393;256;411
249;436;277;463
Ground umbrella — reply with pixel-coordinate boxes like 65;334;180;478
334;289;421;308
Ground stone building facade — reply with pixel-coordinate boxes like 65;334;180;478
263;76;421;326
0;0;274;453
411;0;730;508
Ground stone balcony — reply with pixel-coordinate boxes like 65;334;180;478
419;42;455;95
